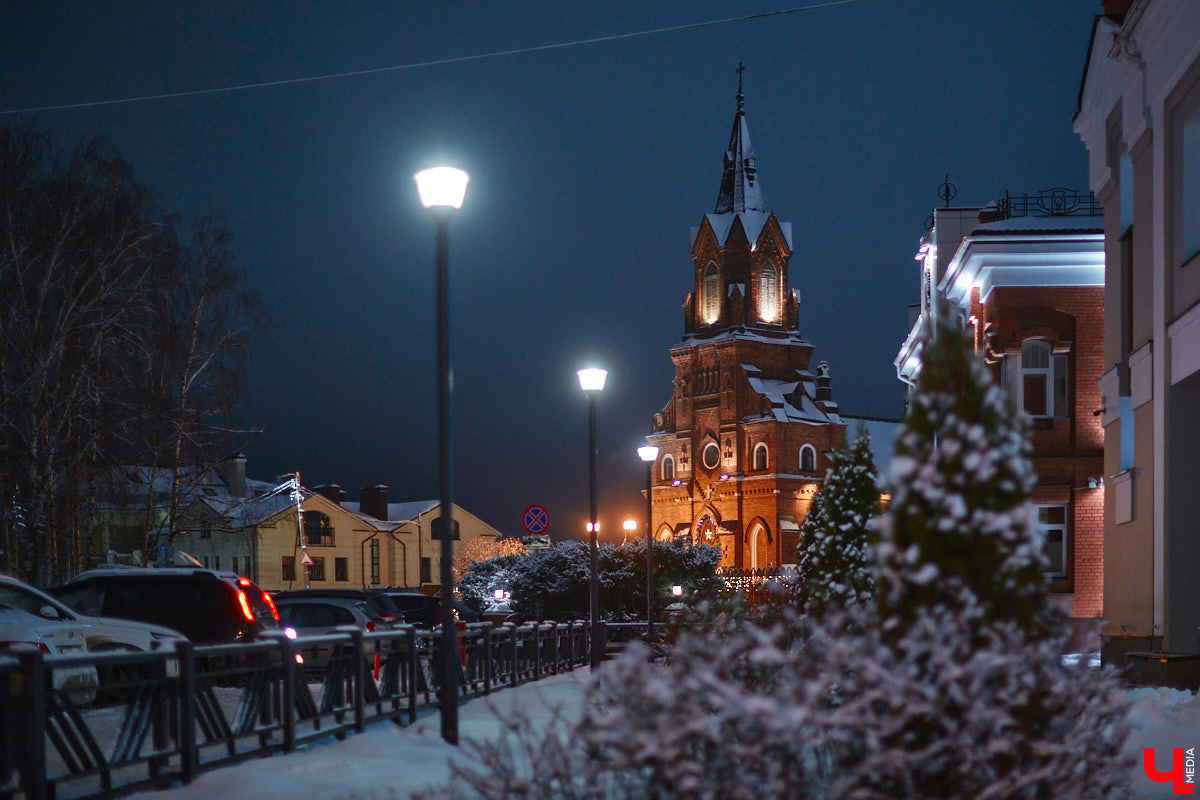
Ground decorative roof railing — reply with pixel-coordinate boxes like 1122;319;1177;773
995;187;1102;219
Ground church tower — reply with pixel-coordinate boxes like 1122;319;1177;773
646;79;844;570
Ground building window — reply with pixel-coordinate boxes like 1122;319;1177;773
304;511;334;546
800;444;817;473
1037;505;1068;579
702;262;720;324
662;454;675;481
335;557;349;582
1020;340;1068;418
213;555;220;571
309;557;326;582
753;443;768;471
282;556;295;582
199;526;211;539
420;557;432;584
1171;73;1200;265
759;261;778;321
231;557;238;575
702;442;721;470
369;539;380;585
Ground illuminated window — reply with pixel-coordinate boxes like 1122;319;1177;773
1037;505;1068;578
702;262;720;324
800;444;817;473
1020;340;1068;418
753;443;768;471
662;454;675;481
759;261;778;321
304;511;334;546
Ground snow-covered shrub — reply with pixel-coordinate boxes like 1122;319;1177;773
875;319;1054;642
796;426;879;617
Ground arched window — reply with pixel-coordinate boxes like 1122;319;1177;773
304;511;334;547
800;444;817;474
759;261;778;321
1019;340;1068;418
702;442;721;470
662;454;675;481
702;263;720;324
753;443;768;471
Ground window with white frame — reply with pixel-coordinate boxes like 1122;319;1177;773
753;443;768;471
662;454;675;481
759;261;778;321
1037;505;1068;578
799;444;817;473
1171;69;1200;265
1019;340;1068;418
702;263;720;324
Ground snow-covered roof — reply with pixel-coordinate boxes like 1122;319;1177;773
742;366;842;425
972;215;1102;235
693;211;794;251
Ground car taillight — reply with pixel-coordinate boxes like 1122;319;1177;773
262;590;280;621
0;641;50;653
238;577;252;586
365;621;376;632
234;588;255;623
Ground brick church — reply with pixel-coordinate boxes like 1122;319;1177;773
645;85;849;570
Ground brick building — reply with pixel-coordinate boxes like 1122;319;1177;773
895;189;1106;619
644;86;850;570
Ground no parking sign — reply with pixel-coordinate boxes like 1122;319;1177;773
523;505;549;535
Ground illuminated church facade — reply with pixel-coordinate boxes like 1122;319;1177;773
644;85;851;570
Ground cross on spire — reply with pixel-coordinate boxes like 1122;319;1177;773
736;62;745;109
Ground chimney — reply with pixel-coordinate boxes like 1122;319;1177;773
217;453;247;498
815;361;833;402
359;485;389;520
312;484;346;504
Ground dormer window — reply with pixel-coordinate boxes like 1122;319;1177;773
702;263;720;324
759;261;778;321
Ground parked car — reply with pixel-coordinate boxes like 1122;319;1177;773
273;588;402;627
274;595;385;673
378;591;480;629
0;605;98;703
0;574;182;654
56;568;279;644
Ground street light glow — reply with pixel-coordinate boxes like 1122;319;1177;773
623;519;637;532
637;445;659;463
577;368;607;392
414;166;470;210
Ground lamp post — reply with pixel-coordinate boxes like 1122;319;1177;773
577;367;606;669
415;165;469;746
637;445;659;647
622;518;636;544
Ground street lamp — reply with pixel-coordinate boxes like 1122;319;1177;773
637;444;659;647
622;518;636;544
415;164;469;746
578;367;606;669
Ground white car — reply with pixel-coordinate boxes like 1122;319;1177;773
0;606;98;704
0;574;183;654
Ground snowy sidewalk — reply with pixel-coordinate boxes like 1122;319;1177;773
127;669;592;800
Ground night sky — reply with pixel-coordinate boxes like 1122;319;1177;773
2;2;1097;542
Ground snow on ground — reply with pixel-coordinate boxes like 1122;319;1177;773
123;667;1200;800
126;670;590;800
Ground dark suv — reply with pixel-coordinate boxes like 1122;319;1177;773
56;568;280;643
379;590;480;629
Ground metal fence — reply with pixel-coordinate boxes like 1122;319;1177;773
0;620;596;800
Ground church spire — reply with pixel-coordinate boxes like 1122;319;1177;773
714;63;765;214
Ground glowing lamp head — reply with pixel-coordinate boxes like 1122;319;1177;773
414;166;470;210
586;522;600;533
623;519;637;532
671;585;684;597
637;445;659;463
577;368;607;392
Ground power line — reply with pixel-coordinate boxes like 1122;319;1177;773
1;0;858;116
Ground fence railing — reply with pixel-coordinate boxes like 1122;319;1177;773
0;620;596;800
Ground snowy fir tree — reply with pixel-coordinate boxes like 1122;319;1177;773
874;317;1053;641
795;427;879;618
